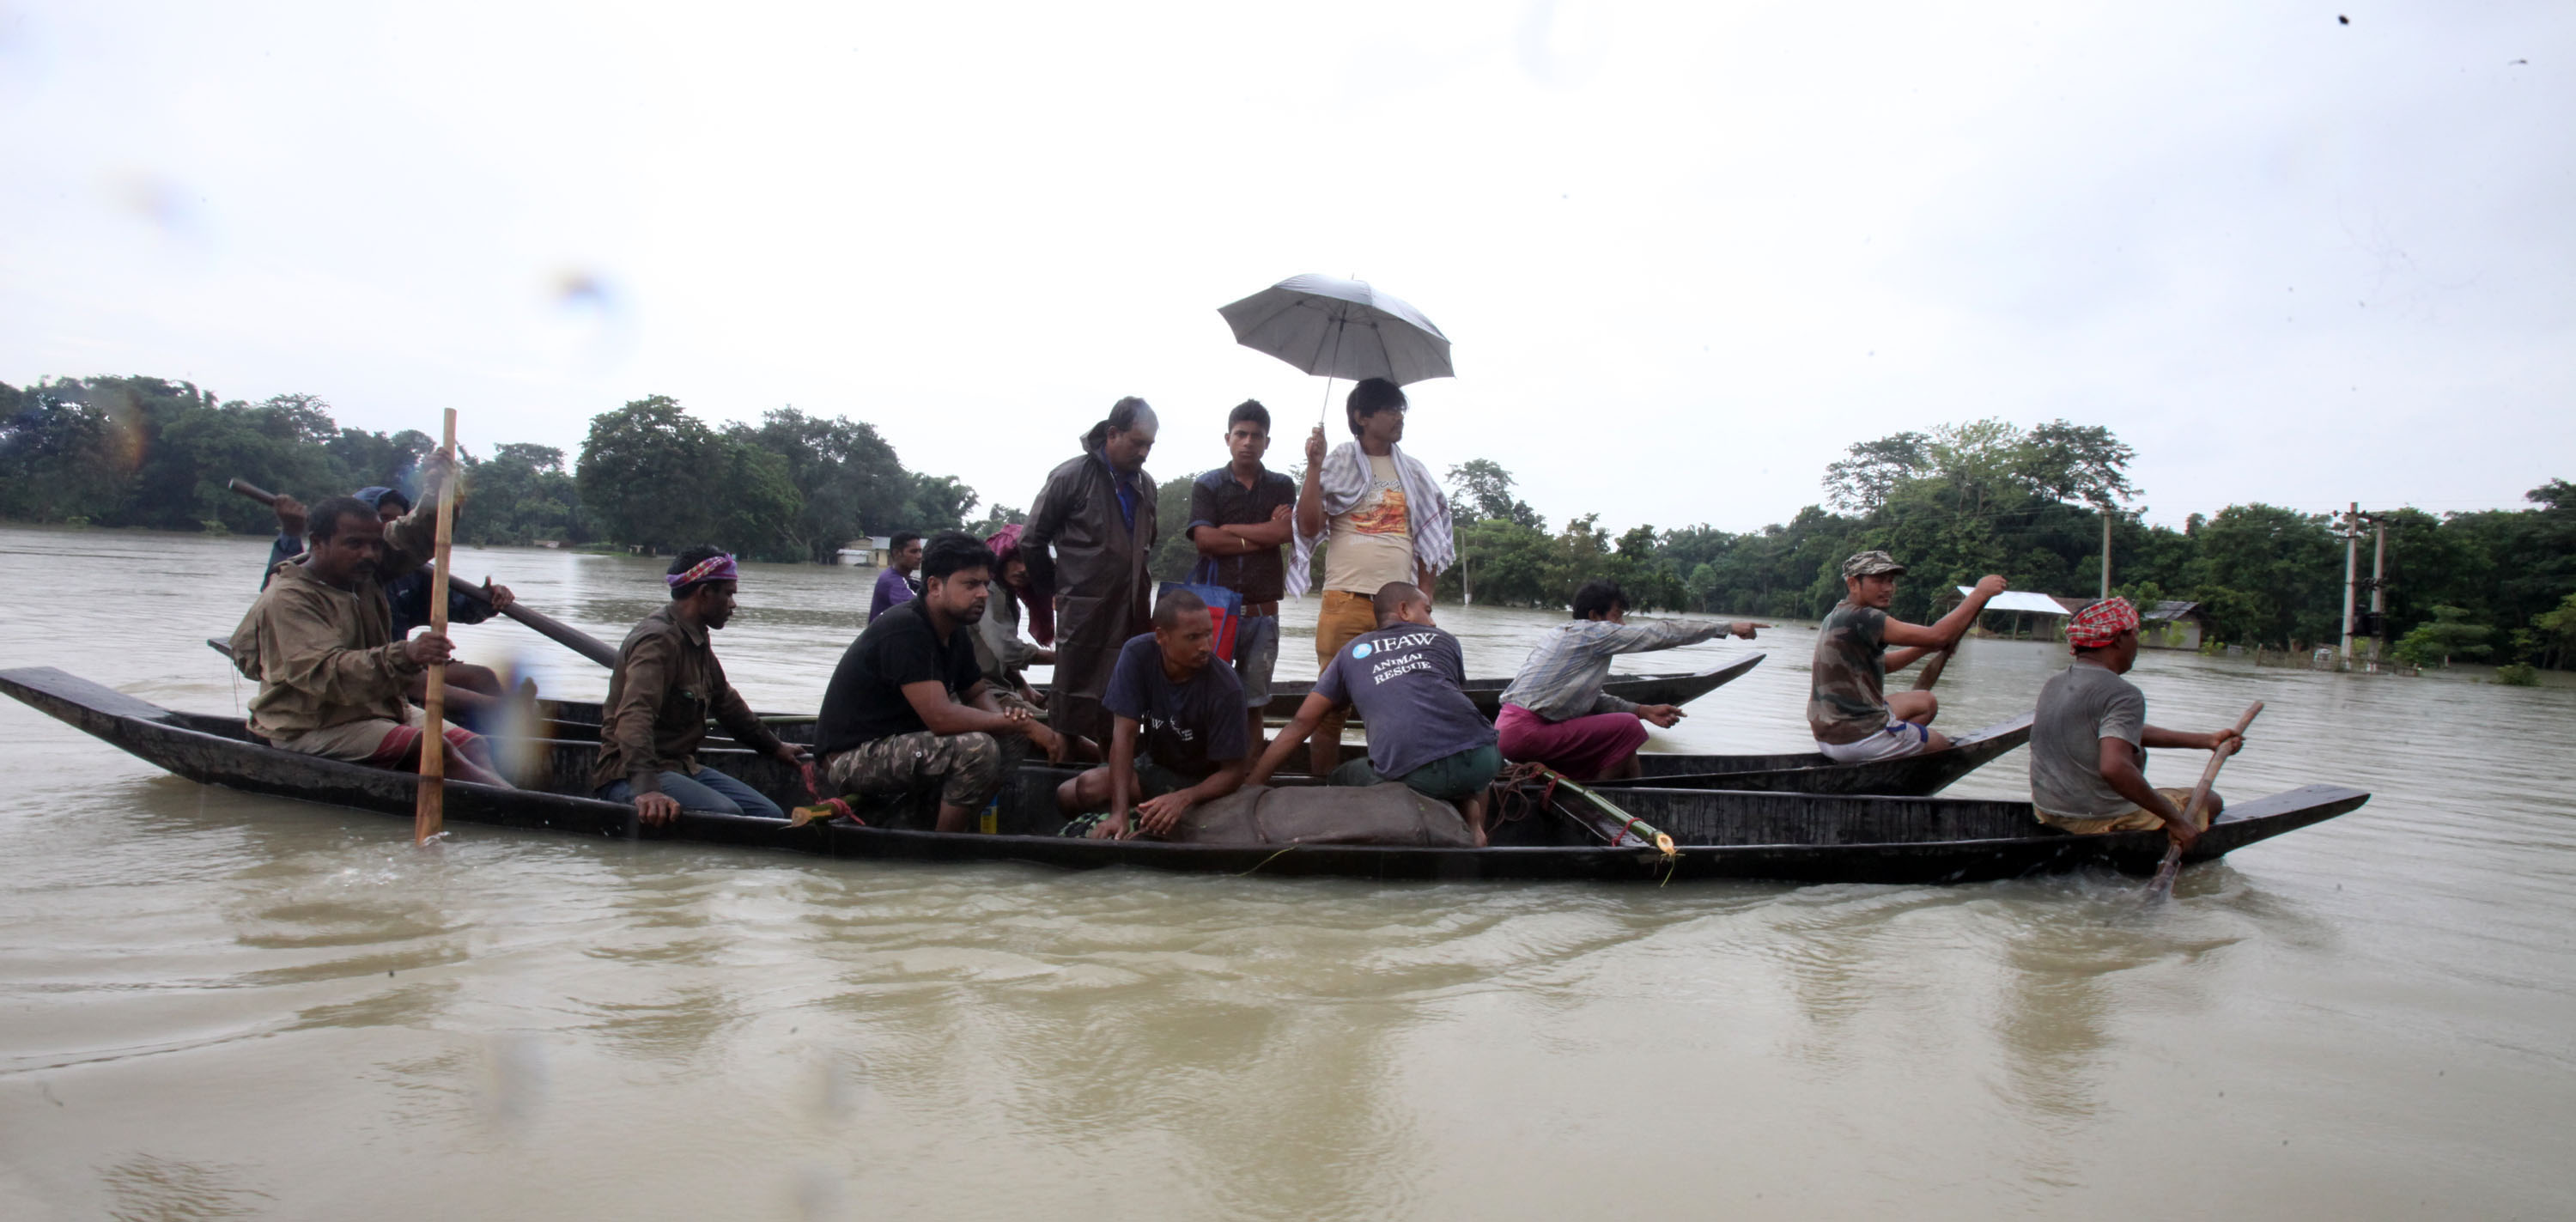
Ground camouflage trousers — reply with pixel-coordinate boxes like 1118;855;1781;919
820;731;1005;810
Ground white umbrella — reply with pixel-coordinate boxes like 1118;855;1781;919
1218;274;1454;419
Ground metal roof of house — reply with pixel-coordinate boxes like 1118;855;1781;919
1956;587;2079;616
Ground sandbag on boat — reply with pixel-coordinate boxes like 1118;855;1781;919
1170;783;1476;848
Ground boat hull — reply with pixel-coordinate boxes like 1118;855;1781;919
4;666;2366;885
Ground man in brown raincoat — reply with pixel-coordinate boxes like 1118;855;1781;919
229;476;510;787
1021;397;1159;749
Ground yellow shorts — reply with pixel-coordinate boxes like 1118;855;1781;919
1309;589;1382;745
2036;787;2204;835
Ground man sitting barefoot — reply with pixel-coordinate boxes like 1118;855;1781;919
228;495;508;787
815;533;1067;832
1496;579;1766;781
1058;588;1251;840
1809;551;2006;762
2029;598;2245;846
1247;582;1503;844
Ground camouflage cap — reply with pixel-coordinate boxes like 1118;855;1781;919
1842;550;1906;579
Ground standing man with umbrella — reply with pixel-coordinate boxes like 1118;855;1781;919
1022;397;1160;750
1291;378;1455;775
1219;274;1460;779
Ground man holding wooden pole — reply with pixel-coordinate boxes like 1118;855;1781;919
2027;598;2243;846
227;476;510;791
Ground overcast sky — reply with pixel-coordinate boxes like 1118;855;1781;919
3;2;2567;533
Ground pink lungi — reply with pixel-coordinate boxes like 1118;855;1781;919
1496;703;1646;781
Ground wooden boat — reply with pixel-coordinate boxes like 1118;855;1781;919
1607;714;2036;794
3;666;2365;885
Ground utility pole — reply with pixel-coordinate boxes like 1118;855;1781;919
2099;505;2112;600
2340;502;2359;667
2369;514;2388;670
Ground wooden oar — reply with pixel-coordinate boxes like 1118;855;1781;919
1911;644;1955;691
414;410;459;846
2146;701;2263;899
228;477;620;669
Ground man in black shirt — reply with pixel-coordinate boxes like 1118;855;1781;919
815;533;1067;832
1185;399;1297;753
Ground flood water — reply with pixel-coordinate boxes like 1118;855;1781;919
2;525;2570;1219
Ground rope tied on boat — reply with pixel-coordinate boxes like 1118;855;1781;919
1496;763;1680;866
787;760;864;829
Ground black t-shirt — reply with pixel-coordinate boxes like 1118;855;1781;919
1102;633;1249;778
1188;465;1298;603
817;598;985;755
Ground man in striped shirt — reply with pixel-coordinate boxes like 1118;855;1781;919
1496;580;1765;781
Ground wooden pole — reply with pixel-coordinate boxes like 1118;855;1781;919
2146;701;2263;899
413;409;459;845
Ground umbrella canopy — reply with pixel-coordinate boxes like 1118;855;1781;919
1218;274;1455;386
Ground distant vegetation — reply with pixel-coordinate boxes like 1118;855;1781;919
7;376;2571;668
0;377;1007;564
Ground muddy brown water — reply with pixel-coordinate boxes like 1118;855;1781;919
2;526;2570;1218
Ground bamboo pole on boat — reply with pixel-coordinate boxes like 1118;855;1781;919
413;410;459;845
2146;701;2262;899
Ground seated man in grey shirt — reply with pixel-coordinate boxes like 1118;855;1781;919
2029;598;2245;848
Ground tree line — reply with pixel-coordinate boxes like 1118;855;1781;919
7;377;2570;669
1279;419;2569;671
0;377;1005;563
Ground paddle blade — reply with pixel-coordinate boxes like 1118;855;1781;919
2144;843;2182;901
414;780;444;844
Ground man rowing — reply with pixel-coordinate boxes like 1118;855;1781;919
1808;551;2006;762
1291;378;1456;777
814;532;1067;832
592;547;805;824
1496;580;1765;781
1023;398;1159;749
228;494;509;787
866;531;924;622
1057;588;1251;840
1248;582;1502;843
262;481;521;720
2029;597;2244;846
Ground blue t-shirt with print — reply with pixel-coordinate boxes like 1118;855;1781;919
1102;633;1249;779
1315;623;1497;779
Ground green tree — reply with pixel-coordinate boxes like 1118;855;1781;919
2391;605;2493;667
1447;459;1546;529
2524;592;2576;669
575;395;721;553
2192;504;2342;647
457;443;582;545
709;440;805;561
1822;431;1931;512
726;408;912;562
903;473;981;534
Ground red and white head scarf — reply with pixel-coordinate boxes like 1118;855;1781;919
2067;597;2140;648
665;552;738;592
